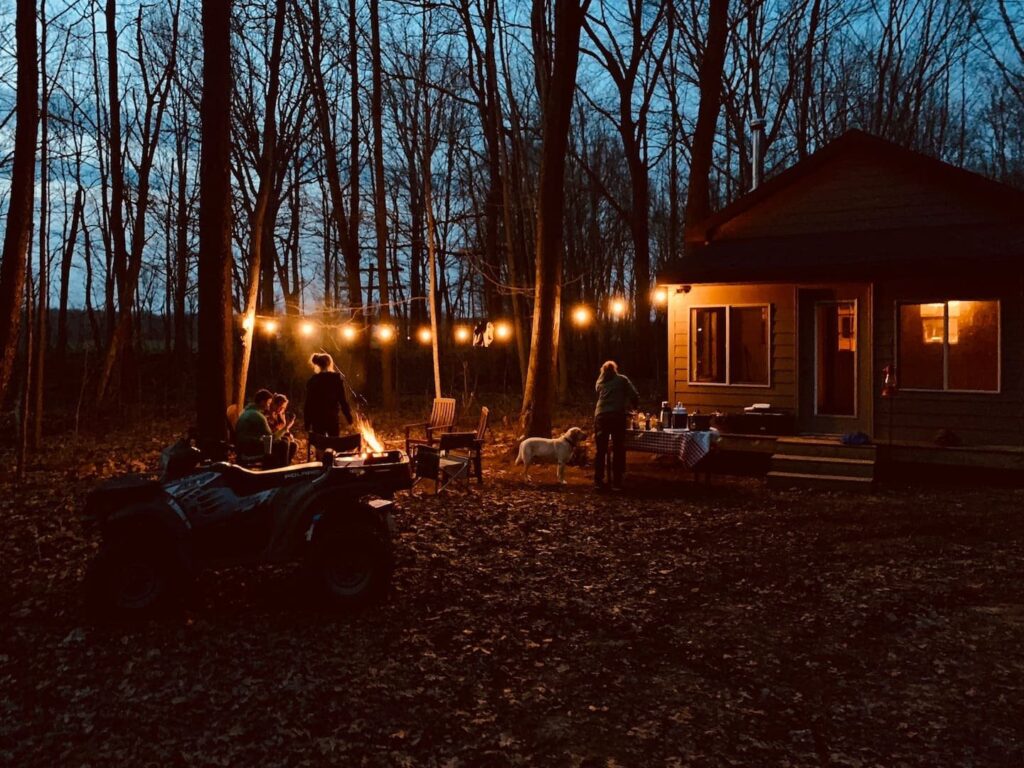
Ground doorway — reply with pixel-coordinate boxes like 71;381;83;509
798;287;872;435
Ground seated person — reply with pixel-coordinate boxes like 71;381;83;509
268;393;298;466
235;389;274;460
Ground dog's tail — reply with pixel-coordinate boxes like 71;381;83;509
514;441;524;465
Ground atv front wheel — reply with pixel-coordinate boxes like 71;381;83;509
84;527;187;616
309;518;393;610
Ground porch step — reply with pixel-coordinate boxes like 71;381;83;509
774;438;877;461
768;438;877;490
770;454;875;478
767;471;874;491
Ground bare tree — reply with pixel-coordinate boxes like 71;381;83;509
0;0;38;405
196;0;235;442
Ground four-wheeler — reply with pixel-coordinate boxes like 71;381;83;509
82;437;413;616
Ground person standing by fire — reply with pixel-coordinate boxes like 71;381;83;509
593;360;640;491
304;353;354;439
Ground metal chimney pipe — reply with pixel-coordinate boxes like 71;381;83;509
751;117;766;190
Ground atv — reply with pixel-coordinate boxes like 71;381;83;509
82;436;413;616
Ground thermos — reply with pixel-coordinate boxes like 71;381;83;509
672;402;688;429
660;401;672;430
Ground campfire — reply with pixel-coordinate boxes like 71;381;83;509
354;413;385;453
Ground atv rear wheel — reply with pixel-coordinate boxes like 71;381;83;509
84;527;187;616
309;518;393;610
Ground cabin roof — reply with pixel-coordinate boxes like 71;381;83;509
660;130;1024;284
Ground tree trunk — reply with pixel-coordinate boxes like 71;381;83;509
31;0;50;448
370;0;395;409
235;0;286;409
520;0;588;437
196;0;235;443
0;0;38;406
684;0;729;242
57;187;85;362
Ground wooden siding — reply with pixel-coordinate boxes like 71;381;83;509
667;284;795;414
714;153;1007;241
873;278;1024;447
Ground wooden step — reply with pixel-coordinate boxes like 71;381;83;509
770;454;876;479
767;470;874;491
773;439;877;460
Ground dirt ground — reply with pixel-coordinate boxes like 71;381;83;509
1;416;1023;766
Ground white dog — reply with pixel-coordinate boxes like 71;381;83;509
515;427;586;484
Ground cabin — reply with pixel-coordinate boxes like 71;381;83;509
658;130;1024;486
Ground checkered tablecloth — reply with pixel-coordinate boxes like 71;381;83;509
622;429;717;468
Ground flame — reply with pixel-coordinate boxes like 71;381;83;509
354;414;385;453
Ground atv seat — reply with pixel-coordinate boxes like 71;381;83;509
212;461;325;496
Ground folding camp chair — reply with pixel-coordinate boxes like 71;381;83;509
412;431;476;494
404;397;457;455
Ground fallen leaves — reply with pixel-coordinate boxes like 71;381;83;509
1;418;1023;766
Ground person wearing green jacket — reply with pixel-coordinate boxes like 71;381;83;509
235;389;274;458
594;360;640;490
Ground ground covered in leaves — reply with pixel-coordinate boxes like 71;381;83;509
2;416;1023;766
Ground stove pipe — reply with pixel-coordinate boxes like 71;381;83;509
751;117;766;190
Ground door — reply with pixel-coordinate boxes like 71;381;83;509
798;287;872;435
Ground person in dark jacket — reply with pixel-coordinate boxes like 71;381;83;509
305;353;354;438
593;360;640;490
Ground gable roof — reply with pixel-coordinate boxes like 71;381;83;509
661;130;1024;283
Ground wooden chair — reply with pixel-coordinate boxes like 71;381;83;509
404;397;457;454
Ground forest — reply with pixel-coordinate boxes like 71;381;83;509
1;0;1023;444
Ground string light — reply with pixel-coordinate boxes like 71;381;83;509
299;320;315;337
610;297;627;318
242;315;254;331
340;324;358;342
416;326;432;344
652;286;668;306
262;319;279;335
571;304;592;327
494;321;512;341
376;324;396;343
454;325;471;343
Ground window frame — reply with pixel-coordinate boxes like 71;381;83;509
895;299;1001;395
687;303;772;388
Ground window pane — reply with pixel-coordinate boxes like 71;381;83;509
948;300;998;391
691;307;726;383
729;306;769;384
899;303;944;389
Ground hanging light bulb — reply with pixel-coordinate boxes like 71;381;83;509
652;286;668;306
494;321;512;341
571;305;592;327
263;319;279;335
610;297;627;318
340;324;358;342
454;325;471;343
376;324;396;343
299;320;316;337
417;326;432;344
242;314;254;331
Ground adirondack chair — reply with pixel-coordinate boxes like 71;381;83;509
404;397;457;454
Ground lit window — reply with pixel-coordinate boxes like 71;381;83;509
898;300;998;392
690;305;770;385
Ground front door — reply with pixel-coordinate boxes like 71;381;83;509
798;286;872;435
